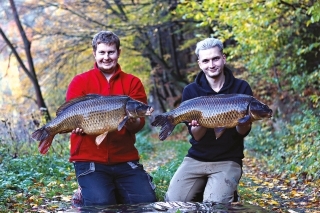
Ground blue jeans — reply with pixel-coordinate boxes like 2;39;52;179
74;161;157;206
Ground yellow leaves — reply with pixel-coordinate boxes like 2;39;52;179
240;156;320;212
41;187;47;193
194;13;204;21
61;195;72;202
269;200;279;205
28;195;36;202
47;181;57;187
280;194;289;199
71;182;78;188
289;190;304;198
15;193;23;198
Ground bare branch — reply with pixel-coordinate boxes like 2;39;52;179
0;27;34;80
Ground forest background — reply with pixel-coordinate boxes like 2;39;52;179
0;0;319;212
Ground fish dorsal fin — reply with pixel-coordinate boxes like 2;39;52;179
214;127;226;139
95;131;108;145
238;115;251;125
118;116;129;131
56;94;102;116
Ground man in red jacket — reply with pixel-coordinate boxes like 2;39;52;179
68;31;156;207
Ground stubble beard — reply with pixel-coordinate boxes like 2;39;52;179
207;68;223;79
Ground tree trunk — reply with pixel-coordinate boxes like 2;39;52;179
6;0;51;121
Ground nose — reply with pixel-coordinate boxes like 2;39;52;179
208;60;215;68
104;54;110;59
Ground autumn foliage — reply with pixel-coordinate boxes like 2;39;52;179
0;0;319;212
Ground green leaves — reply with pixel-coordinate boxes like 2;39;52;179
177;0;320;95
0;144;75;212
245;108;320;180
307;1;320;24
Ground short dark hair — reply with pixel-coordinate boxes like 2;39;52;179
92;31;120;52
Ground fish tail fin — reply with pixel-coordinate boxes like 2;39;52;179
152;114;175;141
31;127;47;140
38;135;54;154
31;127;54;154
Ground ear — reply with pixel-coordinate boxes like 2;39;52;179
93;50;96;58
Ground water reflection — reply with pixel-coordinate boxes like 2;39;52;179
65;201;270;213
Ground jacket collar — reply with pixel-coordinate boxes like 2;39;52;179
195;66;235;94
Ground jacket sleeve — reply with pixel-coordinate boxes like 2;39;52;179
128;77;148;131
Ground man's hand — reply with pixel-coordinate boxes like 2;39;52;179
189;120;207;141
189;120;200;127
236;123;252;135
72;128;84;135
124;118;141;133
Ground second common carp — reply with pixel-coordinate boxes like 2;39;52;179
32;94;153;154
151;94;272;140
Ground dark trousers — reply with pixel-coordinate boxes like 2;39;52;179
74;161;157;206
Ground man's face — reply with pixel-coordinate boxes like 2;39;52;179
93;43;120;74
198;46;226;79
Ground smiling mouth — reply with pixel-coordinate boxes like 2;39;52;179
209;68;219;72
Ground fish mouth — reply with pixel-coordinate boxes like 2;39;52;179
262;110;273;119
146;107;154;116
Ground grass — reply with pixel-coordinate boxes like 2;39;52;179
0;107;319;212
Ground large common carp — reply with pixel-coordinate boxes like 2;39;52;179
32;94;153;154
151;94;272;141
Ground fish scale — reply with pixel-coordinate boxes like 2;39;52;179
151;94;272;140
170;95;250;127
31;94;153;154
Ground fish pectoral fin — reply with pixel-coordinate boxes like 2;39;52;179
95;132;108;145
238;115;252;126
214;127;226;139
118;116;129;131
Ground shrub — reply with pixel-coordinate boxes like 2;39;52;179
245;108;319;180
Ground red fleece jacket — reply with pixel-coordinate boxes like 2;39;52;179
66;63;147;164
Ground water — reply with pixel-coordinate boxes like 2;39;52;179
65;201;270;213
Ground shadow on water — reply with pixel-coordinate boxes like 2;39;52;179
65;201;271;213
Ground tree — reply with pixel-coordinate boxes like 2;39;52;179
1;0;209;116
0;0;51;121
176;0;320;105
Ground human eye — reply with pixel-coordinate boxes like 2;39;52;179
213;56;220;61
202;59;209;63
98;50;105;55
108;51;116;55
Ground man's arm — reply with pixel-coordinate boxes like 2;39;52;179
126;77;148;133
189;120;207;141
